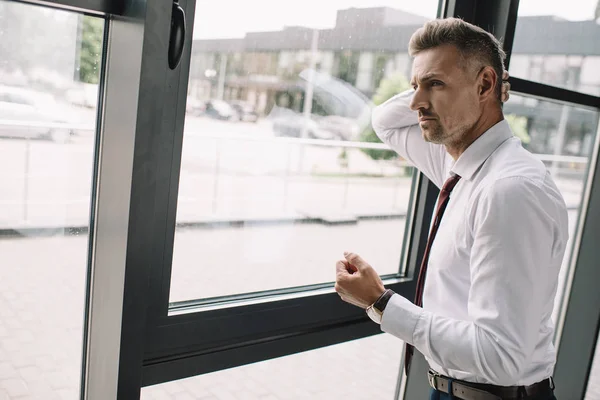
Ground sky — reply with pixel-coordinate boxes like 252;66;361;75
193;0;598;39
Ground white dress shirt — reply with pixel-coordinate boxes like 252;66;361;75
372;90;569;386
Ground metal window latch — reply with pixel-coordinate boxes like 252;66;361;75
168;0;186;70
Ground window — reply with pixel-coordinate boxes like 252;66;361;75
169;1;439;303
510;0;600;96
0;0;104;398
136;0;441;389
8;1;598;398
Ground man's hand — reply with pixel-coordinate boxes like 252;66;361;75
335;252;386;309
501;70;510;103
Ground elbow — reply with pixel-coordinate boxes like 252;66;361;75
370;105;393;143
370;105;385;138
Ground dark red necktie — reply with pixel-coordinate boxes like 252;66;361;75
404;173;461;375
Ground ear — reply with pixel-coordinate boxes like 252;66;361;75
477;66;498;101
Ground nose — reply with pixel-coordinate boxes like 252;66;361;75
409;87;430;112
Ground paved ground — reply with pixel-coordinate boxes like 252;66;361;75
1;215;598;400
0;117;598;399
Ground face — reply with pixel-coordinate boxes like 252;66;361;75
409;44;483;146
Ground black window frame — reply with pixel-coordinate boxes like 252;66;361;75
12;0;122;15
134;0;446;387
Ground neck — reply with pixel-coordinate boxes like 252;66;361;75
445;108;504;160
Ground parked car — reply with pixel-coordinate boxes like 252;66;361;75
269;108;334;140
204;100;239;121
229;101;259;123
65;82;99;108
317;115;361;141
186;96;206;116
0;85;73;143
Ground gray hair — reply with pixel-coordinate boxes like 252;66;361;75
409;17;506;100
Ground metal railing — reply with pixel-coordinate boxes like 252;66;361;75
0;118;591;157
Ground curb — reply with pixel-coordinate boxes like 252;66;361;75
0;212;408;238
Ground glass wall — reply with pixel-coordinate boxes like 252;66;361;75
2;0;599;398
510;0;600;96
169;1;440;303
0;0;103;398
142;334;402;400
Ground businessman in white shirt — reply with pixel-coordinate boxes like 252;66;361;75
334;18;567;400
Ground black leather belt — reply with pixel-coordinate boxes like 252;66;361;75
427;369;554;400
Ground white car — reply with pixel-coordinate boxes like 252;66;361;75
269;107;335;140
0;85;73;143
317;115;361;141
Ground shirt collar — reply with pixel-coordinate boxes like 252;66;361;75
450;119;513;181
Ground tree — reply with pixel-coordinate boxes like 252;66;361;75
78;16;103;84
505;114;531;144
359;73;410;160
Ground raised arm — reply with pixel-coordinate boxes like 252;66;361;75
371;89;447;188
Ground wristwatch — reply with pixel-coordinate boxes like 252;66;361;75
366;289;395;324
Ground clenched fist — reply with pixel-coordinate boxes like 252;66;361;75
335;252;386;309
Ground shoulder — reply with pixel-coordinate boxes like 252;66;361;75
480;175;542;204
473;139;548;201
487;139;547;185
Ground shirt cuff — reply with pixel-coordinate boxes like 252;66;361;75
380;294;423;344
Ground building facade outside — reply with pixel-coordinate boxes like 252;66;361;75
189;7;600;157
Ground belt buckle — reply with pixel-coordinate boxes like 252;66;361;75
428;370;440;389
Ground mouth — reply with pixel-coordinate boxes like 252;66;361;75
419;118;436;123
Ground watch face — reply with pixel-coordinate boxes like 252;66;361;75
366;305;383;324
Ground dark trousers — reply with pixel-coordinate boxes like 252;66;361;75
429;388;557;400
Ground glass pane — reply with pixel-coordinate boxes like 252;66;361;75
171;2;440;302
503;94;599;327
586;336;600;400
0;1;103;398
141;334;402;399
511;0;600;96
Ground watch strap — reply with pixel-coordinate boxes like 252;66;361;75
373;289;395;312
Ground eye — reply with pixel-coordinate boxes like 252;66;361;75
431;81;444;87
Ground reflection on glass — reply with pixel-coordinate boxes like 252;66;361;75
141;333;402;400
0;0;102;398
510;1;600;96
171;3;441;302
504;94;599;327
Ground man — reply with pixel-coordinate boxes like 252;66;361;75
334;18;567;400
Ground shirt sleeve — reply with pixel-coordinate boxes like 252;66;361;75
371;89;447;188
381;177;557;385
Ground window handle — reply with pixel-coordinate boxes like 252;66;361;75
168;0;186;70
